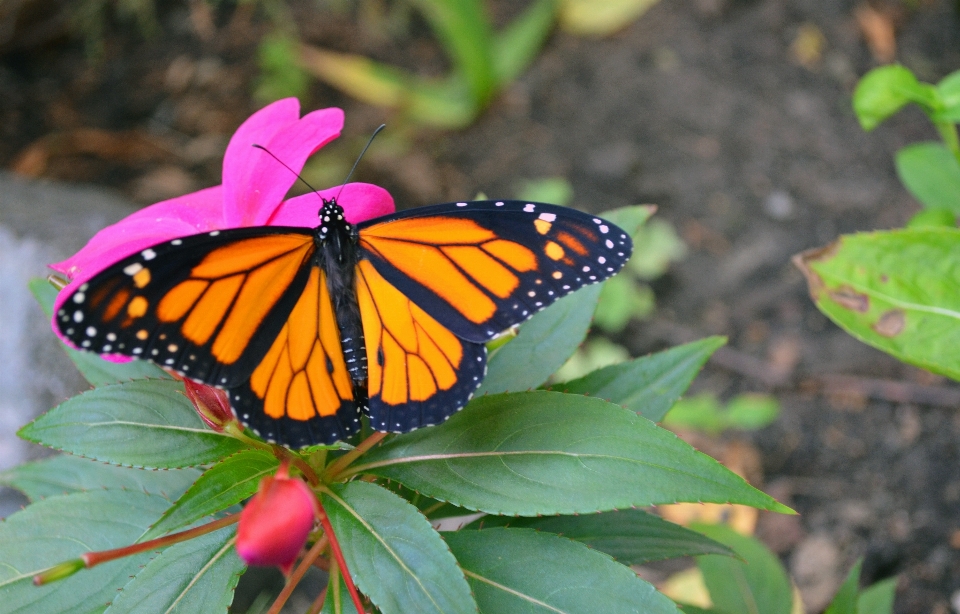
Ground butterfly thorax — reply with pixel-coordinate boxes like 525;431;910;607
314;199;367;384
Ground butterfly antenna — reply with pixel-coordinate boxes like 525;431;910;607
251;144;321;194
335;123;386;203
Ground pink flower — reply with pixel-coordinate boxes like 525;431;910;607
49;98;395;353
236;463;318;575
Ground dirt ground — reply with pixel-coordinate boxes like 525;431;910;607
2;0;959;612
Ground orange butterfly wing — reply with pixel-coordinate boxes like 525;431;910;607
357;201;632;343
231;266;361;447
355;259;485;432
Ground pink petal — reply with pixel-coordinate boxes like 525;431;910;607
49;186;225;352
223;102;344;227
266;183;396;227
50;186;224;279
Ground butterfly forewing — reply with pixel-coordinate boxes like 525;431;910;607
357;200;632;343
355;259;486;433
56;227;318;388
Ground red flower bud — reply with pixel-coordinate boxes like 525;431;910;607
236;463;318;574
181;377;235;432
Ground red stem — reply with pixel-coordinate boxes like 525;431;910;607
317;501;365;614
323;431;387;480
83;513;239;568
266;536;328;614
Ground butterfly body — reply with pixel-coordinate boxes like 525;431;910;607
57;200;632;448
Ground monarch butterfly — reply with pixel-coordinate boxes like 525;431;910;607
56;199;632;448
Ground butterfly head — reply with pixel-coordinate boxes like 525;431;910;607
315;197;350;239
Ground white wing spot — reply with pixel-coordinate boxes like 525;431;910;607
106;333;117;341
73;293;85;304
457;202;468;207
523;203;536;212
606;239;614;248
538;212;557;222
124;262;144;276
141;248;157;260
85;326;96;336
598;256;606;264
171;239;182;245
209;230;220;236
582;266;591;272
527;290;536;297
73;311;84;323
599;225;609;234
495;201;504;206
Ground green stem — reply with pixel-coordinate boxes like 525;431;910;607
935;119;960;165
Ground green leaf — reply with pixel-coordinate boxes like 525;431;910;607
593;274;655;333
445;528;678;613
663;392;779;435
602;205;655;237
0;454;200;502
678;605;715;614
550;337;726;422
824;560;862;614
552;337;631;382
0;490;173;614
322;481;477;614
906;208;956;228
493;0;558;85
298;46;476;128
514;176;573;207
857;577;897;614
794;228;960;382
477;284;603;395
256;31;309;102
853;65;939;131
895;142;960;212
408;0;496;105
935;69;960;122
104;526;244;614
142;449;278;540
19;379;248;468
461;508;734;565
628;218;686;280
29;278;171;386
694;523;793;614
350;391;790;515
559;0;661;37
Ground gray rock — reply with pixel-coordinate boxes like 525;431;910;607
0;172;137;517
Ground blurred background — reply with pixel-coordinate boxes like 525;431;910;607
0;0;958;612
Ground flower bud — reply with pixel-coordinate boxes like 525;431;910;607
181;377;235;432
236;464;318;574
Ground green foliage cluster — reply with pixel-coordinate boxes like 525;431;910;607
676;526;896;614
0;207;795;614
796;64;960;383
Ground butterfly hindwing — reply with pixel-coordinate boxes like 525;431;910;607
56;227;318;388
357;200;632;343
355;259;486;433
229;267;361;447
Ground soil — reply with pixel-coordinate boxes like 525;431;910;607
2;0;959;612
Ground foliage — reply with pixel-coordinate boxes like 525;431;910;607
0;206;799;614
292;0;659;128
666;525;896;614
796;64;960;384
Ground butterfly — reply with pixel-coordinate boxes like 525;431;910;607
56;199;633;448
